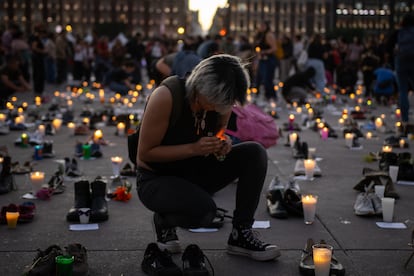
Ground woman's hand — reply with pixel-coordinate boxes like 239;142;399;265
215;134;232;156
194;136;224;156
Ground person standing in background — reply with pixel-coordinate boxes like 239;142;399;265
254;20;278;102
395;12;414;126
55;30;68;85
30;25;47;97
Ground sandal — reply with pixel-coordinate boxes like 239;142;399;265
299;238;345;276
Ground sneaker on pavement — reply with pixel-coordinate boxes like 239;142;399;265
153;213;181;253
266;189;288;219
182;244;212;276
141;243;182;276
227;226;281;261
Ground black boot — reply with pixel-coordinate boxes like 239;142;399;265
90;177;108;222
66;180;91;222
379;152;398;171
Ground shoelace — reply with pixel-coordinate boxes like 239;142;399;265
241;228;266;248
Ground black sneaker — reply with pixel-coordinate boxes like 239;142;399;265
65;243;89;276
182;244;212;276
153;213;181;253
141;243;182;276
266;189;288;219
227;226;281;261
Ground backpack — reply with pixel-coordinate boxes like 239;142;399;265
398;27;414;58
225;104;279;148
127;76;185;165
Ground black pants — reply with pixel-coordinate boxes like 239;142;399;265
32;57;45;95
137;142;267;229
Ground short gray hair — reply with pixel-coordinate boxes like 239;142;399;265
185;54;250;107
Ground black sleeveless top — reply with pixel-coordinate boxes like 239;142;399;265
148;93;221;175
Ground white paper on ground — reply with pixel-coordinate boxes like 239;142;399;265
397;180;414;186
21;193;36;199
188;228;219;233
376;222;407;229
253;220;270;229
69;224;99;231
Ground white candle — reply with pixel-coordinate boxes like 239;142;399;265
304;159;316;179
289;132;298;147
375;117;383;129
38;124;45;136
30;171;45;194
111;156;123;176
94;129;103;141
0;113;6;122
399;139;405;148
313;244;333;276
52;118;62;131
382;145;392;153
366;132;372;139
117;122;125;136
302;195;318;224
345;133;353;148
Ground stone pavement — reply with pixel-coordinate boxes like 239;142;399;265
0;80;414;276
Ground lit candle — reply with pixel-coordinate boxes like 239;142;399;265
38;124;45;136
6;212;20;229
93;129;103;141
52;118;62;131
382;145;392;153
320;127;328;140
399;139;406;148
366;132;372;139
395;108;401;119
301;194;318;224
289;132;298;147
99;89;105;103
0;113;5;123
345;133;354;148
14;115;24;124
375;118;383;129
313;244;333;276
304;159;316;180
289;114;295;123
296;107;302;114
21;133;29;146
338;118;344;127
30;171;45;195
111;156;123;176
117;122;126;136
395;122;402;134
82;117;90;126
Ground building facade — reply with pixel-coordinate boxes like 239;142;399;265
1;0;189;38
224;0;413;40
1;0;413;40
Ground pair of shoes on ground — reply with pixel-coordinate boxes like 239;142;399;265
66;177;108;222
0;202;36;224
293;140;309;159
142;242;213;276
11;160;34;174
65;157;82;177
153;213;281;262
299;238;345;276
22;243;88;276
294;159;322;177
266;177;304;219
